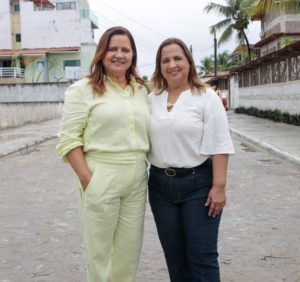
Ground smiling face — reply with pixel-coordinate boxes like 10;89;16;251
103;34;133;78
160;43;190;88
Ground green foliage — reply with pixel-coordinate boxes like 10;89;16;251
281;36;294;47
255;0;300;15
204;0;256;62
198;56;215;75
234;107;300;126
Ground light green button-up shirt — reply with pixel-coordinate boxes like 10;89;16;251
56;76;150;161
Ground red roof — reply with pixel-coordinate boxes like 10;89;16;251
32;0;55;9
0;47;80;56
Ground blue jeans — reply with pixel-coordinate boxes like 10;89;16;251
148;160;221;282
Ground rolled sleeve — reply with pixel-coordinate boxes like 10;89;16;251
56;84;89;162
200;93;235;155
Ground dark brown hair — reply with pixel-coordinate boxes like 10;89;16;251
87;26;144;95
151;37;207;94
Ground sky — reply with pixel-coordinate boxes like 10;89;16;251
88;0;261;78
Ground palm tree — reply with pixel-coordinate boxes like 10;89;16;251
217;51;233;71
204;0;256;62
198;56;214;75
255;0;300;15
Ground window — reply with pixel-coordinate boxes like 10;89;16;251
16;34;21;43
63;60;81;69
14;4;20;12
56;2;76;10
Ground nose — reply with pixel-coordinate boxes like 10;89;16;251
115;50;123;58
168;59;176;68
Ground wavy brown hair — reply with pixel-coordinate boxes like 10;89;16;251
87;26;144;95
151;37;207;94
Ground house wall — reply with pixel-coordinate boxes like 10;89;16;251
0;1;12;49
22;44;95;83
264;11;300;36
260;35;300;56
20;1;93;49
236;80;300;114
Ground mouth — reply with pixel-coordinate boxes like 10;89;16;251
112;60;125;65
168;70;180;75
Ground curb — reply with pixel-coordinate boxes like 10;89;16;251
0;134;57;158
230;127;300;167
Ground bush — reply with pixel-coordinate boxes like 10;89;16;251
234;107;300;126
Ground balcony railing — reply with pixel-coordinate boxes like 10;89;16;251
0;67;25;79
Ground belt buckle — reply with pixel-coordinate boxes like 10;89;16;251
165;167;176;176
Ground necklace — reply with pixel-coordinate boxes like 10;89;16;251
167;102;174;109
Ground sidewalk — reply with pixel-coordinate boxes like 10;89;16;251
0;119;60;157
227;111;300;166
1;113;300;167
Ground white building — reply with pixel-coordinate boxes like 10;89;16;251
0;0;98;83
0;0;98;50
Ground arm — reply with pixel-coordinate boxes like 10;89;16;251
66;147;91;191
205;154;229;217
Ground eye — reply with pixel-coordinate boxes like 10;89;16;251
161;58;169;64
108;47;117;52
174;56;183;61
122;48;131;53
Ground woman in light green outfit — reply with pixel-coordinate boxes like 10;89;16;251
56;26;150;282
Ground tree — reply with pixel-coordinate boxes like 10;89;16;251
198;56;214;75
255;0;300;15
217;51;233;71
204;0;256;62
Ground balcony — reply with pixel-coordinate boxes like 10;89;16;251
0;67;25;84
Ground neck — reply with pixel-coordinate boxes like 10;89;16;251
108;74;128;88
168;82;190;94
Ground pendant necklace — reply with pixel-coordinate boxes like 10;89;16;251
167;102;174;109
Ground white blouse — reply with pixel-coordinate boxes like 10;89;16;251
147;88;235;168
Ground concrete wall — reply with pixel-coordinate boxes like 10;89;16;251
236;79;300;114
20;2;93;49
0;82;70;103
0;102;63;130
0;0;12;49
0;82;71;129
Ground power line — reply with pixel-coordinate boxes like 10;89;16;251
94;0;167;38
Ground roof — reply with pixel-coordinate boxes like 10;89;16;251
32;0;55;9
254;32;300;47
0;47;80;56
201;71;231;84
231;40;300;73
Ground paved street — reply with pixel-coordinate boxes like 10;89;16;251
0;135;299;282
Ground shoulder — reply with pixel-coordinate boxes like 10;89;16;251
65;78;92;100
197;87;221;103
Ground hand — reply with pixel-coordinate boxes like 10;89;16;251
205;186;226;217
80;175;92;192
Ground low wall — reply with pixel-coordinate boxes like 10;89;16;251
0;82;70;103
237;80;300;114
0;82;70;129
0;102;63;130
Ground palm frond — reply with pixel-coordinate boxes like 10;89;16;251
218;25;234;46
209;19;232;34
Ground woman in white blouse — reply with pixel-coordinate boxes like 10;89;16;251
147;37;234;282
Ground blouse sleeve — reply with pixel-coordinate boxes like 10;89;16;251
56;84;90;162
200;91;235;155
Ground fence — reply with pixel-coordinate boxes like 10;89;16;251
0;67;25;79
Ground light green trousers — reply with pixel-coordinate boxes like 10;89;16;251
77;152;147;282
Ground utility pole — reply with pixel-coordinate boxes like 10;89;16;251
214;29;217;77
189;44;193;55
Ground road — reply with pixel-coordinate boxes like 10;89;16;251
0;137;299;282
